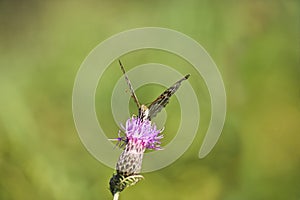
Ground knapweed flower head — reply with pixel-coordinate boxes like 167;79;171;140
109;117;163;195
121;116;163;150
116;117;163;176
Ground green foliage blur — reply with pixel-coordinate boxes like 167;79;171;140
0;1;299;199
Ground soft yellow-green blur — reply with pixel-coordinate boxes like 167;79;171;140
0;1;299;199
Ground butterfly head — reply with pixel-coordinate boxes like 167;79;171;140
138;104;149;121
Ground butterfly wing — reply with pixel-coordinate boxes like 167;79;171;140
147;74;190;120
119;60;141;108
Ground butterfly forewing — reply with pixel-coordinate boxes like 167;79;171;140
147;74;190;120
119;60;141;108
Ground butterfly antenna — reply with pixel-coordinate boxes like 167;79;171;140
118;60;141;108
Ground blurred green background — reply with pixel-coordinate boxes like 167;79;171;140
0;0;299;200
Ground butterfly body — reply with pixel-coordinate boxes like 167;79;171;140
138;104;150;121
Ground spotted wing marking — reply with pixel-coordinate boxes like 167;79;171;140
147;74;190;120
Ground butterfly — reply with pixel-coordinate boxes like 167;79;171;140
119;60;190;122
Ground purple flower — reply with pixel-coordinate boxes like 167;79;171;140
120;117;163;150
109;117;163;195
115;117;163;175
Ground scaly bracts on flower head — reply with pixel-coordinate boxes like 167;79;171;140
109;117;163;195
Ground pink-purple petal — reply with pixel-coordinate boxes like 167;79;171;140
119;117;163;150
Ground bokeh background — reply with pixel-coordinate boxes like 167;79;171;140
1;1;299;200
